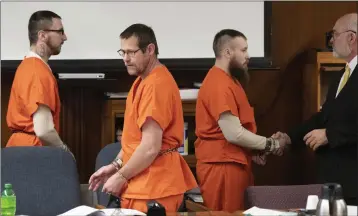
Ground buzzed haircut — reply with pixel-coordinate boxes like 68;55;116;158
28;10;62;45
120;23;159;55
213;29;247;58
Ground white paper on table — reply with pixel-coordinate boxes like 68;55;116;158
58;205;146;216
243;206;298;216
244;205;357;216
101;208;146;216
348;205;357;216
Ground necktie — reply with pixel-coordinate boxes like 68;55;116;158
337;64;351;94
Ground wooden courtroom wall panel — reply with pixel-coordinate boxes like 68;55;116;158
1;74;13;148
272;2;357;67
1;2;357;184
58;86;106;183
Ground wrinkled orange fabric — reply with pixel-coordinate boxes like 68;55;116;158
196;162;252;212
195;66;256;212
120;65;198;213
6;57;61;147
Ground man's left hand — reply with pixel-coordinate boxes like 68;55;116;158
252;153;268;166
102;172;127;197
303;129;328;151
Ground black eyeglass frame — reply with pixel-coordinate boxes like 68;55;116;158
43;29;65;35
117;48;142;58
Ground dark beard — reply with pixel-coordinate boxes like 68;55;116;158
229;60;249;89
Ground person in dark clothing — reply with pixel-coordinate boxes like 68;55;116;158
273;13;357;205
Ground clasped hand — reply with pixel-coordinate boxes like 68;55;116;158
303;129;328;151
88;164;127;198
272;129;327;151
252;134;289;166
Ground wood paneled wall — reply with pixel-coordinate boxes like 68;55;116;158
1;2;357;184
58;86;105;183
1;74;13;147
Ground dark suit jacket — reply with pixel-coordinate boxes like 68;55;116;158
288;65;357;200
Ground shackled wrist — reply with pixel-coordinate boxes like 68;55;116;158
115;158;123;167
117;170;128;182
265;138;280;152
272;138;280;150
111;161;120;171
265;138;273;152
111;158;123;171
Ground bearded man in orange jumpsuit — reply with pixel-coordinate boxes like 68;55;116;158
195;29;286;212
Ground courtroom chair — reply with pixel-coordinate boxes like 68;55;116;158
1;146;81;216
180;187;206;212
95;142;121;207
184;187;202;204
244;184;323;210
80;183;98;207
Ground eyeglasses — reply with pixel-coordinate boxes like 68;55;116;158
117;48;141;58
327;30;356;40
43;29;65;35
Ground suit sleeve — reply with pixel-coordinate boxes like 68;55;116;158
137;83;173;131
26;65;57;117
287;110;325;145
287;71;342;145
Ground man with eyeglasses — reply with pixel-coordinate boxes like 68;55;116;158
6;10;72;156
273;13;358;205
89;23;197;213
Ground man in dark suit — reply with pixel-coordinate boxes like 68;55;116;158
274;13;357;205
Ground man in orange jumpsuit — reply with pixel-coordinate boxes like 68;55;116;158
6;10;71;154
89;23;198;213
194;29;286;212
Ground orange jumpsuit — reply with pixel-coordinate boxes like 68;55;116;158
195;66;257;212
6;56;61;147
120;65;198;213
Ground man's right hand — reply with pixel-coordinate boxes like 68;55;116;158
271;131;291;156
61;144;76;161
272;131;291;145
88;164;117;191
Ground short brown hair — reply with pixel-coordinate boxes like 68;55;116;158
120;23;159;55
213;29;247;58
28;10;62;45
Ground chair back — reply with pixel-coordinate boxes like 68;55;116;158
95;142;121;206
1;146;81;216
